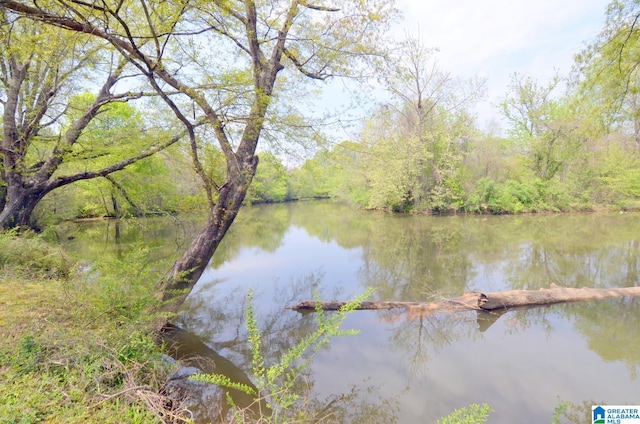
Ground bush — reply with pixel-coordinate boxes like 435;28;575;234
464;178;507;214
0;230;74;279
464;177;573;214
437;403;492;424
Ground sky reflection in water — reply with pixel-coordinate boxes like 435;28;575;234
171;203;640;423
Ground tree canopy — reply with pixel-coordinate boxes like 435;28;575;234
0;11;186;228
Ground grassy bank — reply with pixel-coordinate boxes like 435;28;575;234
0;232;180;423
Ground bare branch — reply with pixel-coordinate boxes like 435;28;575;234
139;0;162;58
300;1;340;12
145;71;218;206
283;47;330;80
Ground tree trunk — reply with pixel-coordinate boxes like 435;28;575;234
0;179;46;229
159;156;258;312
289;284;640;315
0;184;6;215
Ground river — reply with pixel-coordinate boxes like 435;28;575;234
55;200;640;423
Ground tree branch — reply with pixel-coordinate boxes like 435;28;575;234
104;174;141;215
33;58;132;182
300;1;340;12
45;129;186;190
283;47;331;80
145;72;218;206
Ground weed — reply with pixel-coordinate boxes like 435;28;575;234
192;288;373;423
0;233;182;423
436;403;492;424
0;230;73;279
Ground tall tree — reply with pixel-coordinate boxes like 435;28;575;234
574;0;640;148
565;0;640;205
0;0;398;309
501;73;583;182
362;36;483;212
0;13;181;228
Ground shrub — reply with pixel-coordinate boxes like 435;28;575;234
0;230;73;279
192;288;372;423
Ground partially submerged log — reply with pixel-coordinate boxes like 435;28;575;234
288;284;640;313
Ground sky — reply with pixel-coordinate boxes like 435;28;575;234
391;0;611;129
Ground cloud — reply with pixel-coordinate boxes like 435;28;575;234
396;0;605;70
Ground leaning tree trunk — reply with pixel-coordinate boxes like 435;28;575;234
159;155;259;312
0;184;6;214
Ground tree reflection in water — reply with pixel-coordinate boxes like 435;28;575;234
380;309;486;378
55;204;640;422
176;272;401;423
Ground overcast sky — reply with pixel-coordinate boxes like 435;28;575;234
392;0;611;129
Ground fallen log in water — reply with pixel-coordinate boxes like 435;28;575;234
288;284;640;313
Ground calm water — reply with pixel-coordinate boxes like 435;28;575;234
57;201;640;423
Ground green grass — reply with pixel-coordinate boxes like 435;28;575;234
0;231;182;424
0;229;73;280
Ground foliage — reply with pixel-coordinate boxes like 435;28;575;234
595;139;640;200
549;400;595;424
463;177;572;214
287;31;640;215
192;288;374;423
0;235;182;423
284;3;640;215
68;154;182;219
246;152;291;204
574;0;640;142
0;14;183;229
288;147;342;201
501;73;584;182
79;246;166;323
436;403;492;424
0;230;73;279
293;36;484;214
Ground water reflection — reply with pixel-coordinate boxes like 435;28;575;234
568;298;640;379
161;322;265;421
50;216;201;265
55;203;640;423
177;272;401;423
380;309;487;378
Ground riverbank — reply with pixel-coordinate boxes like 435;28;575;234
0;233;183;423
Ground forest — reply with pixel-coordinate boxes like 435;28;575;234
3;1;640;231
